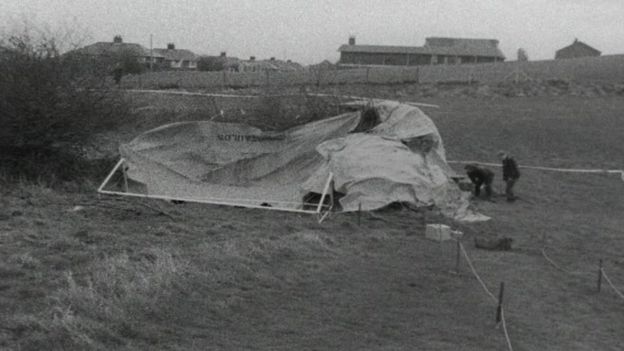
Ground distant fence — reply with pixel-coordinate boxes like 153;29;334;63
121;55;624;90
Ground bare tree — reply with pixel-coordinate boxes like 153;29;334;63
517;48;529;62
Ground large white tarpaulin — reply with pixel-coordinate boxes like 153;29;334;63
116;100;487;221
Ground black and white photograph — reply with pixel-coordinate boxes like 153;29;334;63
1;1;624;350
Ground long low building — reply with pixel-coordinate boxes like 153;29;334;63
338;36;505;66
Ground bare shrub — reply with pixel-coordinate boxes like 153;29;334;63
0;21;131;182
251;86;344;130
197;55;225;71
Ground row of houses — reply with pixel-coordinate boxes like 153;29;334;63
75;34;602;73
337;36;601;67
77;35;198;69
207;52;304;72
75;35;303;72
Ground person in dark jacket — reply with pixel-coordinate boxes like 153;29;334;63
498;151;520;202
464;164;494;199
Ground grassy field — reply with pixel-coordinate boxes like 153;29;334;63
1;86;624;350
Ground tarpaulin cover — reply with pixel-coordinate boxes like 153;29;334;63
119;100;487;220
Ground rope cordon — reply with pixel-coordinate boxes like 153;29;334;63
601;269;624;300
447;160;624;182
499;308;514;351
460;243;497;302
542;247;624;301
540;247;584;276
459;243;514;351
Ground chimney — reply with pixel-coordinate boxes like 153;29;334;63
220;51;227;57
250;56;256;61
348;36;356;45
167;43;175;50
113;35;122;43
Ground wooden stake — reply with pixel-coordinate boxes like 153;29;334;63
357;203;362;226
121;163;129;193
597;259;603;292
455;240;461;273
496;282;505;323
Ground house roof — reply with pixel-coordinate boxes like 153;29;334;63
239;59;303;71
152;48;198;61
339;37;505;59
338;44;428;55
556;40;601;55
222;57;241;68
76;42;149;57
239;60;279;71
425;37;504;58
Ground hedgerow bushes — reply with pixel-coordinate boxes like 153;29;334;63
0;28;130;182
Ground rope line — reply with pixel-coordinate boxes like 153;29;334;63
447;160;624;182
124;89;264;98
459;243;497;302
459;243;513;351
601;269;624;300
542;247;624;302
540;247;583;276
500;308;514;351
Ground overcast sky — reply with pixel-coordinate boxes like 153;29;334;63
1;0;623;64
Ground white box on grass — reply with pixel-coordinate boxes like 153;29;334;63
425;224;452;242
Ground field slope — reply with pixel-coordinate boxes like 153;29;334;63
1;90;624;350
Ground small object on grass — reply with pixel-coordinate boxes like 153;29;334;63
425;224;452;242
474;237;514;251
451;230;464;239
69;206;84;212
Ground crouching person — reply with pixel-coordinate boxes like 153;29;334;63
464;164;494;199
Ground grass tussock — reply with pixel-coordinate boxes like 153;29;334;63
202;230;338;263
13;248;191;350
194;231;338;285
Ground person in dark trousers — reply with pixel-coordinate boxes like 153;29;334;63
464;164;494;199
498;151;520;202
